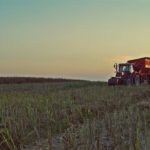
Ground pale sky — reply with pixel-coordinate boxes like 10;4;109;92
0;0;150;81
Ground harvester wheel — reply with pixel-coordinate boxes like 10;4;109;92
125;78;131;86
134;75;140;86
148;79;150;85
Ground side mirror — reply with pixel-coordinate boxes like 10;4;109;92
114;63;118;71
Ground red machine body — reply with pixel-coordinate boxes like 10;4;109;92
128;57;150;75
108;57;150;85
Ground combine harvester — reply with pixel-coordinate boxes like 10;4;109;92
108;57;150;86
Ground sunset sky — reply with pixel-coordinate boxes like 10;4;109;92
0;0;150;80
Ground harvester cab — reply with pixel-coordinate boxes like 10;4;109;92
108;63;134;85
113;63;134;77
117;63;134;74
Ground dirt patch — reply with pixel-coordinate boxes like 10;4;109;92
23;135;64;150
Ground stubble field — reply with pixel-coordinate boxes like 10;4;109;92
0;80;150;150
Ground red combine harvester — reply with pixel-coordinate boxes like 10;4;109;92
108;57;150;85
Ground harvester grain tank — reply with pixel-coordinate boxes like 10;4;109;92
108;57;150;85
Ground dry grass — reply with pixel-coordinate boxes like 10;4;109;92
0;81;150;149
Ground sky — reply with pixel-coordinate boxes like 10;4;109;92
0;0;150;81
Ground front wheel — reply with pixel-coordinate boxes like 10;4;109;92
134;75;140;86
148;77;150;84
125;78;132;86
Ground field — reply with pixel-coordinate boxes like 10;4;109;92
0;79;150;150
